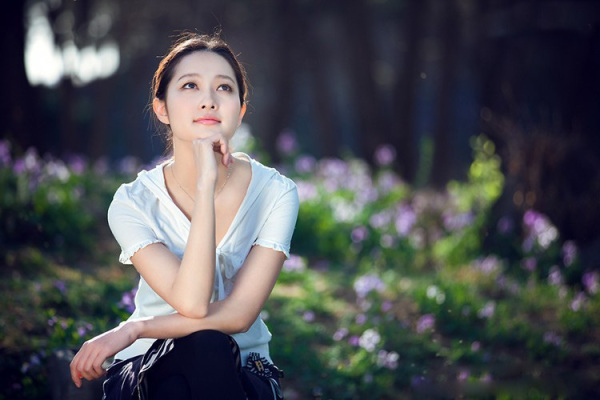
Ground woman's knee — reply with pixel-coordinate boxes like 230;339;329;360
174;329;237;361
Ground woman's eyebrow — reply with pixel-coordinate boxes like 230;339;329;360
176;73;235;83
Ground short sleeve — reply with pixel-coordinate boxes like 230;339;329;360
253;182;300;259
107;189;165;265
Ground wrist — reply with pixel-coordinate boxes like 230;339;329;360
195;180;216;196
124;319;143;340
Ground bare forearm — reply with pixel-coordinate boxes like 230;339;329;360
130;300;251;340
170;184;216;317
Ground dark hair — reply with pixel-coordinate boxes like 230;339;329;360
151;32;249;151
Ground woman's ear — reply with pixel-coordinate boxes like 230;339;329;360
237;103;247;127
153;98;170;125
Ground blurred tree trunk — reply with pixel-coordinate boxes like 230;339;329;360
305;17;338;158
264;0;296;163
339;0;387;163
392;0;426;183
479;0;600;265
1;1;40;152
431;0;459;188
59;81;77;155
89;79;113;160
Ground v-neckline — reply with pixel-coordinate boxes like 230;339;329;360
160;153;254;249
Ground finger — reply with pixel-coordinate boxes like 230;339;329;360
70;355;82;388
92;355;107;378
72;344;92;387
81;348;102;381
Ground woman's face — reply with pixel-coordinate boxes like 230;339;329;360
154;51;246;144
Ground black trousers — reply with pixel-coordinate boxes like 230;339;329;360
103;330;283;400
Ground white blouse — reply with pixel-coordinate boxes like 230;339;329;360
107;153;299;364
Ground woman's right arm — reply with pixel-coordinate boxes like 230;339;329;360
112;134;231;319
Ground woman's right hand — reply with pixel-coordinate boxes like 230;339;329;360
69;322;139;388
191;132;233;192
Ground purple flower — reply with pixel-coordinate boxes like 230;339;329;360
381;301;393;313
478;301;495;319
377;171;401;193
562;241;577;267
276;130;298;155
13;158;26;174
547;266;563;286
380;234;395;248
318;158;348;180
377;350;399;370
480;373;493;383
294;155;316;173
543;331;562;346
355;313;367;325
67;154;87;175
296;180;318;202
416;314;435;334
77;326;87;338
497;216;514;234
571;292;587;311
358;328;381;352
351;226;369;243
283;255;306;273
521;257;537;272
374;144;396;167
118;287;138;313
443;211;474;232
354;274;385;298
523;210;558;249
369;211;392;229
22;148;41;174
458;370;470;382
333;328;348;341
395;204;416;236
471;341;481;352
94;157;109;175
473;256;501;275
358;298;372;311
53;280;67;295
302;311;315;322
118;156;140;175
348;335;360;346
45;160;71;182
583;271;599;295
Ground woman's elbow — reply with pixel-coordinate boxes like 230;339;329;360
236;319;253;333
177;303;208;319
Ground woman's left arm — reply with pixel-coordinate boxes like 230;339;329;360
70;245;285;387
134;244;286;337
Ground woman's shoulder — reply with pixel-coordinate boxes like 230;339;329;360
111;162;167;206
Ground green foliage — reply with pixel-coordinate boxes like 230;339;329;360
1;136;599;399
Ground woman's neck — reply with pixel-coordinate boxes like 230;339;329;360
171;141;227;192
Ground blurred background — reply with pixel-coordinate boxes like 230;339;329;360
2;0;600;399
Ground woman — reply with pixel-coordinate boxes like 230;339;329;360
69;32;299;400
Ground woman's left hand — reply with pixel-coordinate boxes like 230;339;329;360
69;322;138;388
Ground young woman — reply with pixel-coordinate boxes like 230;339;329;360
69;32;299;400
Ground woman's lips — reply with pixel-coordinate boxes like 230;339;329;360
194;117;220;125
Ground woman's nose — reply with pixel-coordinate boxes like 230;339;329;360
199;94;217;110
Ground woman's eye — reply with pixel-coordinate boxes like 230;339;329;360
217;84;232;92
182;82;197;89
